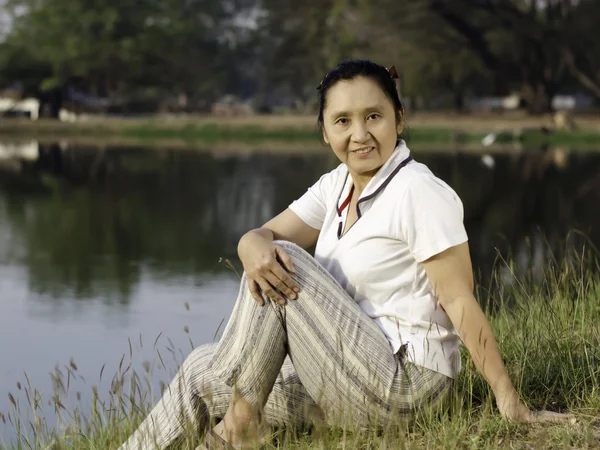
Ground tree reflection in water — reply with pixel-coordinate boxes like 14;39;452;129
0;142;598;306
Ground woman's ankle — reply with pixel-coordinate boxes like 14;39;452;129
212;417;267;448
233;415;266;436
213;391;268;446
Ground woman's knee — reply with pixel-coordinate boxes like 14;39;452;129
273;240;307;258
273;240;343;297
273;241;321;273
181;344;216;378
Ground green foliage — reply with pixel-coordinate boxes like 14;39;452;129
0;0;247;106
0;0;599;114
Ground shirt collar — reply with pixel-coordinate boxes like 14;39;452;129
336;139;412;213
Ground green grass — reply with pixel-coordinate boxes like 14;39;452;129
519;129;600;147
401;127;488;144
120;123;321;143
2;117;600;148
103;124;600;147
2;259;600;449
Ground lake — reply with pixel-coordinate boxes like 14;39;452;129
1;141;599;445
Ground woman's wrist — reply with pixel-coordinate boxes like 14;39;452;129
238;228;274;255
488;372;522;413
493;381;524;417
492;375;516;399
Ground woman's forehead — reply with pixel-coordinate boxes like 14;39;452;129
325;77;391;114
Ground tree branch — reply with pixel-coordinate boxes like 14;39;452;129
562;47;600;99
427;0;499;71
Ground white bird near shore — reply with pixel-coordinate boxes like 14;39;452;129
482;133;497;147
481;154;495;169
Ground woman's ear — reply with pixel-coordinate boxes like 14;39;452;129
322;130;330;145
396;109;405;134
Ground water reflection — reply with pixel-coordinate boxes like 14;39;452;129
1;140;599;443
418;148;599;288
0;144;331;305
1;142;599;305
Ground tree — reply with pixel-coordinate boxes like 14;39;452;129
355;0;600;113
425;1;563;112
2;0;598;115
0;0;246;115
249;0;366;110
0;34;57;115
560;0;600;100
425;0;600;112
351;0;491;111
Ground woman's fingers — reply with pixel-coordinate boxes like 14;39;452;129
531;410;576;424
273;247;300;297
270;266;299;300
247;279;264;306
263;272;291;304
500;400;575;424
256;277;285;305
245;247;300;306
275;246;296;275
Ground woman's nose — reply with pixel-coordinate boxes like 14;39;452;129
351;121;369;142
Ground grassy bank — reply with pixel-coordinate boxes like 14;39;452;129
2;261;600;449
1;113;600;150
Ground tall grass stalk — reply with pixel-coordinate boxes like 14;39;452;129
2;259;599;449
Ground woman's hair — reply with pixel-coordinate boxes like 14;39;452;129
316;59;405;134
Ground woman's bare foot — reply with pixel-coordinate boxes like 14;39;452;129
209;392;269;449
211;417;269;449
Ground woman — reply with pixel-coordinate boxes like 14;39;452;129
118;60;571;450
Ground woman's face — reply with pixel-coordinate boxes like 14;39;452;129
322;76;401;180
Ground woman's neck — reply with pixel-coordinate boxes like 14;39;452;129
349;170;376;196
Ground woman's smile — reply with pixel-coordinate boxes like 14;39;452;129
351;146;375;158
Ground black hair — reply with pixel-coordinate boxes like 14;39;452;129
316;59;404;135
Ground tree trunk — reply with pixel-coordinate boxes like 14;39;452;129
38;88;63;119
453;91;465;112
521;81;555;114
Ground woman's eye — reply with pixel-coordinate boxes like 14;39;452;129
336;118;349;125
368;113;380;120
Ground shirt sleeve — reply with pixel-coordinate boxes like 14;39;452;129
288;171;336;230
398;174;468;262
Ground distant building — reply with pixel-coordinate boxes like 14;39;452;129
0;86;109;120
466;92;596;112
0;88;40;119
552;93;595;111
467;94;521;111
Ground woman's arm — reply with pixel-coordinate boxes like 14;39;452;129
421;242;572;423
241;208;320;250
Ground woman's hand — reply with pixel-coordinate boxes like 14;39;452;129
497;391;575;424
238;232;300;306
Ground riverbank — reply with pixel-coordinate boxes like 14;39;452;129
1;112;600;151
2;262;599;449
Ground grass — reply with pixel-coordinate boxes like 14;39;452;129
1;257;600;449
518;129;600;147
120;123;320;143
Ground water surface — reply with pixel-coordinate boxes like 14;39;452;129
1;142;598;444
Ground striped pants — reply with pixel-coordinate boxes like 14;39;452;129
118;242;453;450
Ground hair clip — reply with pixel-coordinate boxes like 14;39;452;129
317;72;328;91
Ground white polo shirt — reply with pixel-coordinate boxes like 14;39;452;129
289;140;468;378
